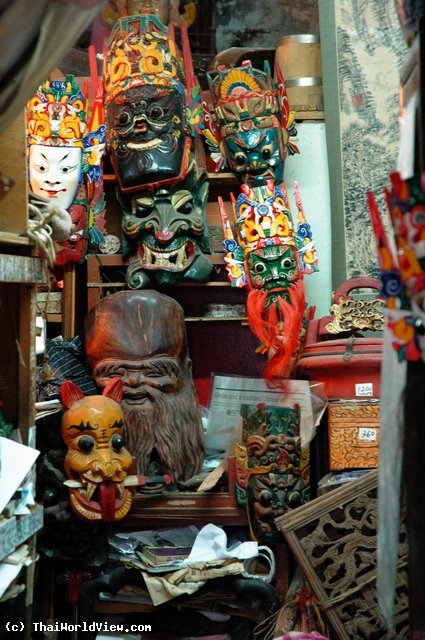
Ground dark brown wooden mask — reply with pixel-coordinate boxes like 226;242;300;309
84;290;205;483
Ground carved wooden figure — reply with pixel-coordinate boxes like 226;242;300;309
234;401;308;542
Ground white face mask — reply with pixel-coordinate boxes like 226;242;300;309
28;145;82;210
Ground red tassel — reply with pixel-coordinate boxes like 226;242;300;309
67;570;87;606
247;280;306;380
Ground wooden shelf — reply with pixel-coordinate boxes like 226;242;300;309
116;459;243;529
46;313;62;324
0;232;31;246
185;315;248;322
85;252;230;312
86;251;226;266
87;279;231;288
0;253;47;284
0;251;44;636
122;490;247;529
103;170;237;186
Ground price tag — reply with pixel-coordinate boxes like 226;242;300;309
355;382;373;397
358;427;377;442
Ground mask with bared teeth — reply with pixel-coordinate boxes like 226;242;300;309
60;377;134;522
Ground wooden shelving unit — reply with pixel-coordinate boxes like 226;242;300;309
0;113;49;639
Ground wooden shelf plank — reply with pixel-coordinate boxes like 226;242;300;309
87;280;231;289
121;491;247;528
85;252;225;266
46;313;62;323
185;316;247;321
0;232;31;246
0;254;47;284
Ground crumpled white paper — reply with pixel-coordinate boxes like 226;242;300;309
183;523;258;566
139;524;259;606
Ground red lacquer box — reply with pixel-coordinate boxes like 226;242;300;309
296;336;382;400
296;277;383;400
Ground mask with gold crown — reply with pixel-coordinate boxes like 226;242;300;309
205;59;299;185
103;9;204;193
219;179;318;379
26;73;106;263
103;6;212;287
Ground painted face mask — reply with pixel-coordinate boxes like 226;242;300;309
246;244;300;300
220;180;318;380
205;59;299;183
60;377;134;522
26;77;86;263
28;145;82;210
103;5;209;284
120;165;212;286
103;11;203;193
105;83;189;192
224;123;286;186
26;74;106;263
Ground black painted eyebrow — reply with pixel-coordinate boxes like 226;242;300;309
110;420;124;430
65;421;97;432
65;419;124;432
40;150;73;162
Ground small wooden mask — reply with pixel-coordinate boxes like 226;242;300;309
60;377;134;522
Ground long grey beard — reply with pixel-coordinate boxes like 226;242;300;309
122;383;205;482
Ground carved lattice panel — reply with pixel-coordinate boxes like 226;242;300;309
275;469;409;639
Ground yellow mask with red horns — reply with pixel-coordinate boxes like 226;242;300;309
60;377;134;521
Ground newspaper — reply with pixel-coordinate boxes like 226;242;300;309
207;375;322;447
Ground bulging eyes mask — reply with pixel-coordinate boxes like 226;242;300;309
60;377;135;522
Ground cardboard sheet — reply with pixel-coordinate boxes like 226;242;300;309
0;437;39;514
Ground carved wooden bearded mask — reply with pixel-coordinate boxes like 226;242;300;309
60;377;134;522
84;290;205;482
